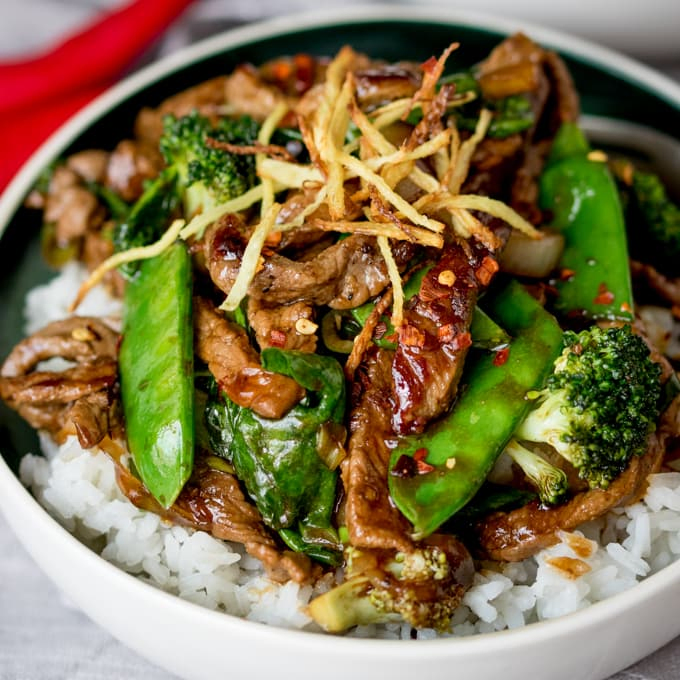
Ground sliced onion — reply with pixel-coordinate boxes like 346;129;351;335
320;311;356;354
316;421;348;470
499;228;565;279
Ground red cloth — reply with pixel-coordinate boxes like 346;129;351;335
0;0;197;193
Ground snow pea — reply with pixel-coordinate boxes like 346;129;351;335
388;280;564;538
539;122;633;321
118;241;194;508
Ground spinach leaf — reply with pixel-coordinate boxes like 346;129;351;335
204;348;346;565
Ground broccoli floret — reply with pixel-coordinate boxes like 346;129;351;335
503;438;569;505
515;324;662;490
159;110;260;218
307;541;470;632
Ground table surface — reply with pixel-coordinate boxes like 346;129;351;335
1;1;680;679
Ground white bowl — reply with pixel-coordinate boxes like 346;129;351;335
1;7;679;680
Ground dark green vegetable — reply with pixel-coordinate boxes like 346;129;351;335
118;241;194;508
388;280;565;538
411;71;534;138
205;348;346;565
112;169;180;279
85;180;131;222
448;483;536;525
455;93;534;138
159;110;260;218
515;324;662;489
539;122;634;321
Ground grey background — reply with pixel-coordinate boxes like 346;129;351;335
1;1;679;678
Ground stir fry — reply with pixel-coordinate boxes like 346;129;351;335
2;32;679;634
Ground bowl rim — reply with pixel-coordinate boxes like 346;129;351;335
1;1;680;667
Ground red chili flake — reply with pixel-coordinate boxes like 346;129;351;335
438;323;455;343
558;268;576;282
419;275;449;303
269;329;287;348
475;256;499;286
451;331;472;351
415;459;435;475
620;301;633;314
493;346;510;366
413;447;429;462
421;56;438;74
398;323;426;348
593;283;615;305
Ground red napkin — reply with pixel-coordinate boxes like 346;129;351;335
0;0;198;193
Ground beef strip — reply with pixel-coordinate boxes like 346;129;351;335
354;61;422;110
1;317;119;377
223;66;298;125
246;297;318;353
0;317;120;447
342;346;415;553
105;138;165;203
81;226;126;298
134;76;229;146
193;296;304;419
469;33;580;223
44;164;105;245
390;239;493;435
475;395;680;562
111;448;317;584
205;214;415;309
66;150;110;184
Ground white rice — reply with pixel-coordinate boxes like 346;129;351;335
15;264;680;638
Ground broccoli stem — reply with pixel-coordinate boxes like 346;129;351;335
504;438;568;506
307;576;393;632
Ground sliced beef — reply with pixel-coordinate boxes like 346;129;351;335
112;450;317;584
246;297;318;353
66;150;110;184
475;396;680;562
342;346;415;553
134;76;229;146
224;65;296;124
0;317;120;447
193;296;304;419
81;227;126;298
205;215;415;309
469;33;580;223
43;165;105;245
354;61;422;110
391;240;493;434
105;138;165;203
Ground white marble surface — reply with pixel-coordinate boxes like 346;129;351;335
1;1;680;679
